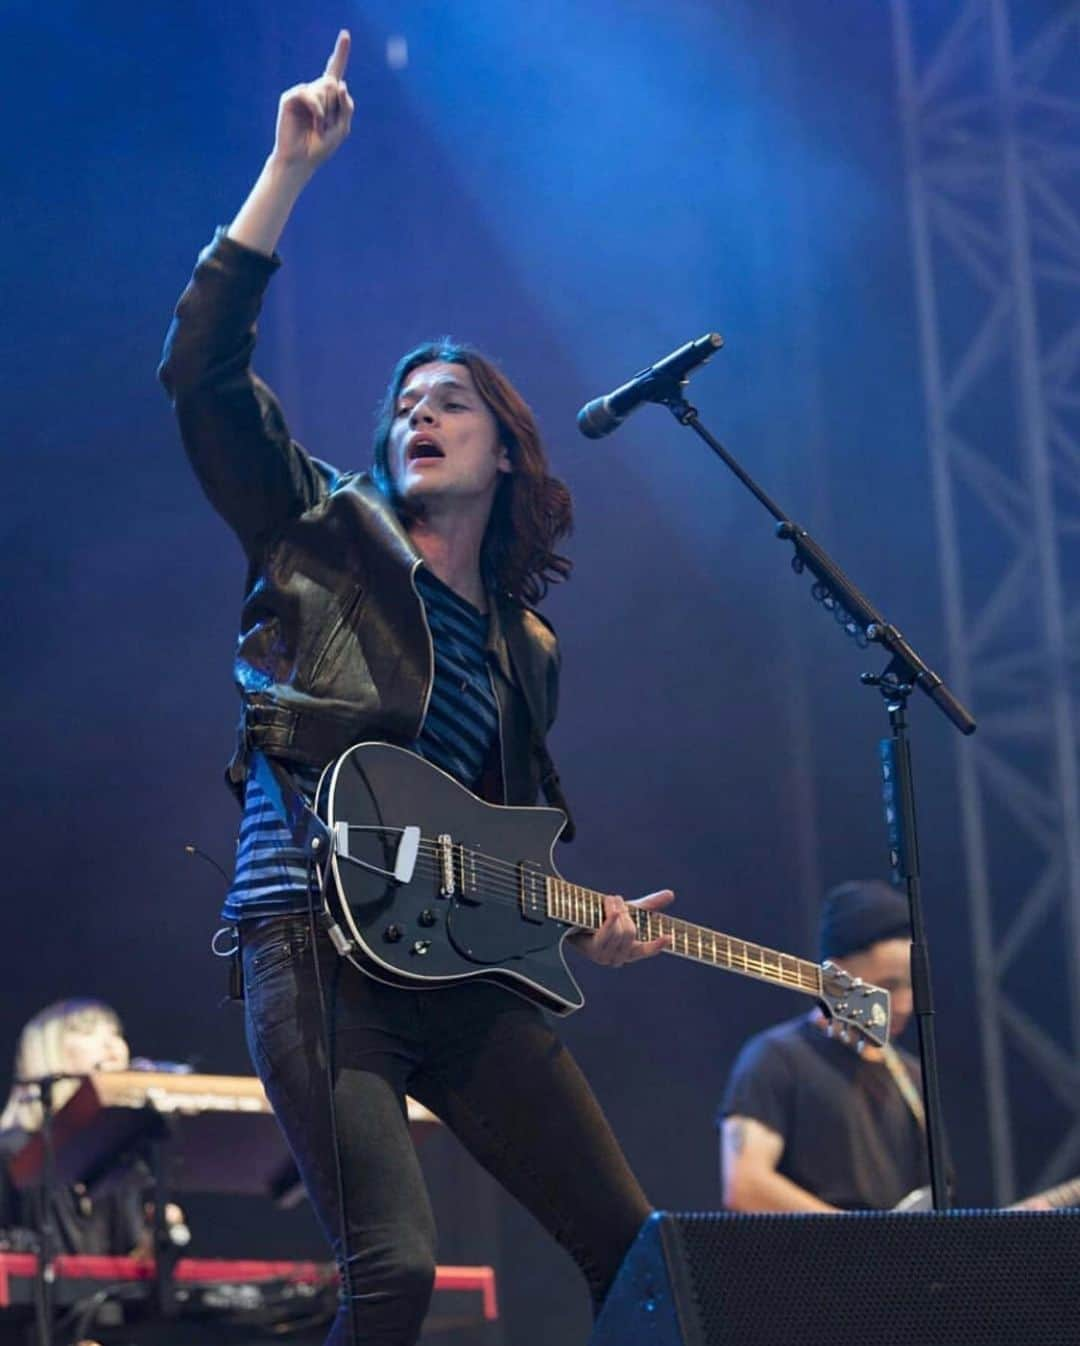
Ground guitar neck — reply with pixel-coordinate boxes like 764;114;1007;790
546;878;823;1000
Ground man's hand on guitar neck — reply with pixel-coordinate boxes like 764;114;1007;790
572;891;675;967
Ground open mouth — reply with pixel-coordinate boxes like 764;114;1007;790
407;437;444;462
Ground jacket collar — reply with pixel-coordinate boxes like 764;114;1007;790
350;472;518;683
485;597;515;684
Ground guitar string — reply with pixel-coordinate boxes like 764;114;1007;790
404;841;821;983
366;843;793;962
409;840;815;968
345;842;822;986
331;802;827;989
335;849;821;990
366;830;813;965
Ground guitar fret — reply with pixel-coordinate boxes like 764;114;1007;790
652;921;820;991
539;868;827;1008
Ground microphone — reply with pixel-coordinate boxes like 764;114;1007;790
577;332;723;439
184;842;230;884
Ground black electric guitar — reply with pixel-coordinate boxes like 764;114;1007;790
314;742;891;1044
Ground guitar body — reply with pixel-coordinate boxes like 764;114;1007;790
315;743;892;1042
319;742;584;1014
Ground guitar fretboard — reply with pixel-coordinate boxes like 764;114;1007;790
546;877;822;997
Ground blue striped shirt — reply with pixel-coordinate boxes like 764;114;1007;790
222;566;498;922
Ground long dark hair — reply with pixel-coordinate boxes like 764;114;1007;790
372;341;573;606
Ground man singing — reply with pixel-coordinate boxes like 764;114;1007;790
160;30;672;1346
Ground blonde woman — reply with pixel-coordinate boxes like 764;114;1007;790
0;999;147;1255
0;998;129;1134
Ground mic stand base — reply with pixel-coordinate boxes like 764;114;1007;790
32;1078;62;1346
148;1131;180;1319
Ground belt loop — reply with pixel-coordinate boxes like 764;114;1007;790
212;924;244;1004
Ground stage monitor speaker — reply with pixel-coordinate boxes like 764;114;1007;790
590;1209;1079;1346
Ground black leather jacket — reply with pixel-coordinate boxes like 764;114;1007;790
159;231;561;810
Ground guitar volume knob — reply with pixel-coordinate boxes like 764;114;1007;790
384;924;404;943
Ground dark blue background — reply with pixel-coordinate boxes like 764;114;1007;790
2;2;1069;1340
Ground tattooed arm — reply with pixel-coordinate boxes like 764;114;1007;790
720;1115;838;1213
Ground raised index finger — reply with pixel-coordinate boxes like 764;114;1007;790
325;29;351;81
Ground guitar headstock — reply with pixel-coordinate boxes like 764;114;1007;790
819;961;891;1047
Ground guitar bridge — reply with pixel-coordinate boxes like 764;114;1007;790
437;833;456;896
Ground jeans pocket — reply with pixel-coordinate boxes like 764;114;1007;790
244;921;311;993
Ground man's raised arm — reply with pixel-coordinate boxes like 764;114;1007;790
228;29;353;257
158;31;355;556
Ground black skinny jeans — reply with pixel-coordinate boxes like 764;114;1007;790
241;915;651;1345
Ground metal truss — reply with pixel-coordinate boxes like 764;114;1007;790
892;0;1080;1203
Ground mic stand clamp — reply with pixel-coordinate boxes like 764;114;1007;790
654;385;974;1211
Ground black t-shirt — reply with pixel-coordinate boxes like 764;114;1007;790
719;1014;929;1211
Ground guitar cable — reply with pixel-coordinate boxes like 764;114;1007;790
306;843;362;1346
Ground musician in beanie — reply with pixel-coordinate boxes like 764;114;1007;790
717;880;930;1212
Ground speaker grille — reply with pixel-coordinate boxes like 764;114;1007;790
670;1209;1079;1345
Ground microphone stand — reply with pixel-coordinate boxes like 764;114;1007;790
15;1071;89;1346
650;374;974;1211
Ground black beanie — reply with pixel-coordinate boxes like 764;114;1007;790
819;879;910;961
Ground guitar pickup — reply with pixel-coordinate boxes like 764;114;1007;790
332;823;420;885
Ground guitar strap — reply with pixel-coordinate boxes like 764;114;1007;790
882;1043;926;1130
249;750;332;857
